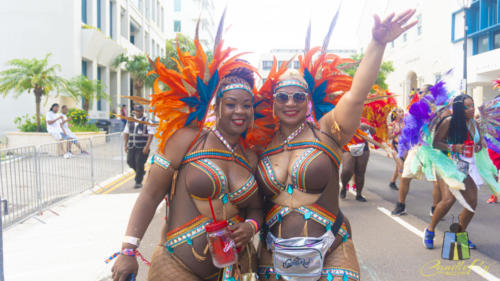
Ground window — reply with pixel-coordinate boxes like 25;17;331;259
161;7;164;31
109;1;114;38
391;41;395;48
81;0;87;23
97;67;103;111
81;60;87;106
152;0;155;22
262;60;272;70
174;20;181;32
278;61;286;68
293;61;300;69
486;0;497;27
494;31;500;49
145;0;150;19
416;14;422;36
477;34;489;54
97;0;102;29
157;1;160;25
174;0;181;12
403;33;407;42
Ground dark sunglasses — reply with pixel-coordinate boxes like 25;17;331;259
273;92;307;104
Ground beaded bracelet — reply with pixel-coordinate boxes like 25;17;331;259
245;219;259;234
104;248;151;266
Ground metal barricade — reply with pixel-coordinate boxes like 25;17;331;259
0;133;125;229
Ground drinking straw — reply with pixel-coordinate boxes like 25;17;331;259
208;197;217;222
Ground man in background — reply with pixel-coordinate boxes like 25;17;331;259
123;105;154;188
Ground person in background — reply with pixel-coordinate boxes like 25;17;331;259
387;107;404;190
121;104;128;128
124;105;154;188
60;105;88;157
46;103;67;156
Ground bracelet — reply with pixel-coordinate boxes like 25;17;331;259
121;248;137;256
123;235;141;247
245;219;259;234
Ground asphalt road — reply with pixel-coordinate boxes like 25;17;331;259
110;151;500;281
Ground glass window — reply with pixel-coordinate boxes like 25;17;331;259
477;34;489;54
391;41;395;48
293;61;300;69
494;31;500;49
278;61;286;68
262;60;272;70
81;0;87;23
174;20;181;32
97;67;102;111
174;0;181;12
161;8;164;31
403;33;407;42
487;0;497;27
109;1;113;38
152;0;155;22
97;0;101;28
416;14;422;36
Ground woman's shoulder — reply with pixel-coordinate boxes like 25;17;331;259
162;127;203;155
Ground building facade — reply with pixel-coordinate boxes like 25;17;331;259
258;48;358;86
382;0;500;108
0;0;216;135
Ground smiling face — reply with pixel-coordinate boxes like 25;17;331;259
215;89;254;136
464;98;475;120
273;85;309;127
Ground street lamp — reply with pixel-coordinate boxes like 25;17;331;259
460;0;472;94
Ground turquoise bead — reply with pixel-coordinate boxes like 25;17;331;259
326;223;332;231
222;193;229;204
186;237;193;245
343;272;349;281
342;235;348;243
327;272;333;281
287;185;293;195
303;211;311;220
166;245;173;253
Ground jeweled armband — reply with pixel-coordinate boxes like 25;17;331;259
151;153;171;170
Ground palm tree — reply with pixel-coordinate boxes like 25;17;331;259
0;53;70;131
112;54;154;98
67;75;109;112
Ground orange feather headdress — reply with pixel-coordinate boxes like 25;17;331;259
148;10;255;150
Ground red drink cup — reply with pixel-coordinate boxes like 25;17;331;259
205;220;238;268
464;140;474;158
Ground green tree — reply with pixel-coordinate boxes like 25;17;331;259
162;33;213;71
112;54;154;98
0;53;70;131
344;54;395;91
67;75;109;112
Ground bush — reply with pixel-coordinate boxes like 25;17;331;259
14;114;47;132
70;123;99;132
68;108;88;126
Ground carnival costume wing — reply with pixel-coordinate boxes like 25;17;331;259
148;13;255;150
362;86;397;144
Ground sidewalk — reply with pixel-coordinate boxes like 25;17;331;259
3;190;138;281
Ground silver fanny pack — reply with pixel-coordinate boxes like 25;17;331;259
348;143;365;157
266;231;334;281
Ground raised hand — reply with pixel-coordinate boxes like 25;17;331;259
372;9;418;44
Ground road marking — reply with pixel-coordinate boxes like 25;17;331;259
377;206;424;238
469;266;500;281
95;172;134;193
101;174;136;194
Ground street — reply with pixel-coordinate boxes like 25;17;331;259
108;151;500;281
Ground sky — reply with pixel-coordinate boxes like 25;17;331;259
210;0;392;64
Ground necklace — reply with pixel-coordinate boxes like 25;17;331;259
281;121;306;145
212;128;236;154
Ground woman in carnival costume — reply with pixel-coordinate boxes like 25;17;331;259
111;13;264;281
388;106;404;190
390;82;449;216
423;94;500;249
486;78;500;204
255;9;417;281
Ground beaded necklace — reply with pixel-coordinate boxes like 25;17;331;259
212;128;236;154
280;121;306;145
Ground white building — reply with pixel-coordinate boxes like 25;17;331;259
380;0;500;108
0;0;216;136
258;48;358;85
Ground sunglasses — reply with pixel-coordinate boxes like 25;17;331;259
273;92;307;104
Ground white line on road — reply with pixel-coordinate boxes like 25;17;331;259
377;206;424;238
470;266;500;281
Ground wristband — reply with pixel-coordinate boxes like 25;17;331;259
123;236;141;247
245;219;259;234
120;248;137;257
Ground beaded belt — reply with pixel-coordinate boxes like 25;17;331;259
265;204;349;241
